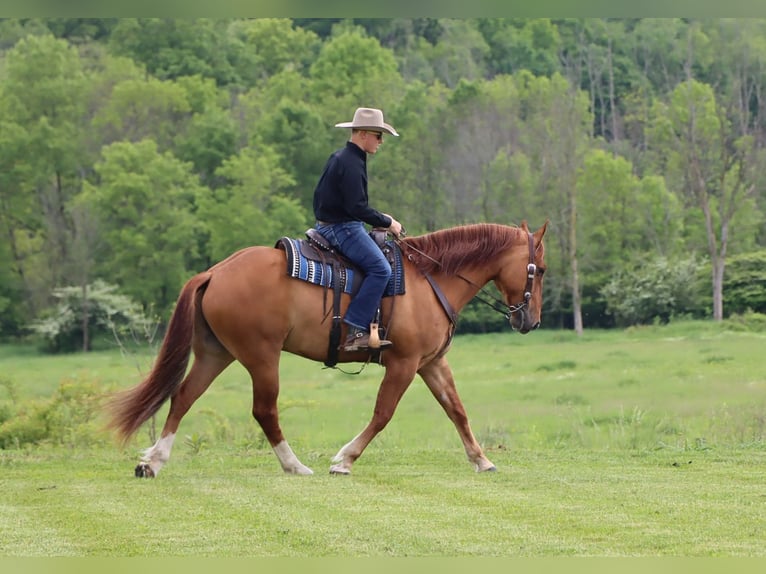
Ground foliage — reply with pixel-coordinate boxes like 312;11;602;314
600;254;707;326
0;375;108;448
1;18;766;338
226;18;321;87
28;280;154;353
81;139;208;315
723;310;766;332
108;19;239;85
456;287;508;334
723;250;766;314
202;143;309;260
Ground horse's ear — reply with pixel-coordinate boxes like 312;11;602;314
520;219;530;233
534;220;549;246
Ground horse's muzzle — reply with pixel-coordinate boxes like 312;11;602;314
509;309;540;333
517;322;540;334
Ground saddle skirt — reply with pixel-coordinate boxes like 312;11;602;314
275;229;406;298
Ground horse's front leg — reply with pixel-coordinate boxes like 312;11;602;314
418;356;496;472
330;359;418;475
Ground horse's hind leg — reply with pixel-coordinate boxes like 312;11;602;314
242;354;314;475
418;356;496;472
135;349;233;477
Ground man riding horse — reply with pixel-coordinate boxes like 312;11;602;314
312;107;404;352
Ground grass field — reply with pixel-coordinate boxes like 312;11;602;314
0;321;764;557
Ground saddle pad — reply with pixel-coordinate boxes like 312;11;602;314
277;237;405;297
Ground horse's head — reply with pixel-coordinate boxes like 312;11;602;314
494;220;548;334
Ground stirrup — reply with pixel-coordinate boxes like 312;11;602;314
342;327;393;352
365;322;393;350
343;337;393;352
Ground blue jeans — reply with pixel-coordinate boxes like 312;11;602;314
315;221;392;331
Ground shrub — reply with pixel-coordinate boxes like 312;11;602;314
600;254;707;326
0;376;110;449
723;250;766;315
28;280;155;353
723;310;766;332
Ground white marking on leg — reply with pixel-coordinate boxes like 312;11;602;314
329;434;361;475
139;432;176;476
273;440;313;475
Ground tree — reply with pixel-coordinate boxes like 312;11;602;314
0;118;37;335
0;34;89;318
515;72;593;334
437;75;529;226
648;78;763;320
372;80;451;233
479;18;561;78
108;18;238;86
174;106;239;189
201;143;308;262
81;140;207;317
254;99;329;208
418;19;489;88
90;75;191;151
225;18;320;88
41;18;119;42
29;280;153;353
308;25;404;121
628;18;692;94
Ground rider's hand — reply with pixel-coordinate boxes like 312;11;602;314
386;216;403;238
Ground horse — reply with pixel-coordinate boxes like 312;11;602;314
106;220;548;477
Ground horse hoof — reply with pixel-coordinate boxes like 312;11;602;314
134;463;155;478
287;466;314;476
329;465;351;475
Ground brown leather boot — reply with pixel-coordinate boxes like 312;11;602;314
343;327;393;352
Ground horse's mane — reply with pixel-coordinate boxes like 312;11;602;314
400;223;524;276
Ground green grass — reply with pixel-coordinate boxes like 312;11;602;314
1;321;765;556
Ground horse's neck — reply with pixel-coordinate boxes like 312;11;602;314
431;266;493;313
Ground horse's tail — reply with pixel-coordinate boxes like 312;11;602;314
106;272;211;445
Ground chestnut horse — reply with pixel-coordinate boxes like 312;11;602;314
107;220;547;477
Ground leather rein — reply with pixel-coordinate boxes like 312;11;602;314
395;231;537;328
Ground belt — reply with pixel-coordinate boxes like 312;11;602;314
316;220;332;225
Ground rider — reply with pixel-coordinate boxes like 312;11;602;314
312;107;404;352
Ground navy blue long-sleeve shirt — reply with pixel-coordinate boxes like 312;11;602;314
312;141;392;229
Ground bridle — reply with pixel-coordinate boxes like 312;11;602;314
395;231;538;326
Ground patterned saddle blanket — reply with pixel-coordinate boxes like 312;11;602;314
274;229;406;297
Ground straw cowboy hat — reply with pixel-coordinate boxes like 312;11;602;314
335;107;399;136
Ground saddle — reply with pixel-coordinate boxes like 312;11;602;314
275;228;405;367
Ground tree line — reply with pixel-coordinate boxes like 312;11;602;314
1;18;765;350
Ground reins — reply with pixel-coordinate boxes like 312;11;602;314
394;231;537;324
326;228;537;375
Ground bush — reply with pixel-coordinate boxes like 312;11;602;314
723;310;766;332
600;254;707;327
28;280;155;353
0;376;110;449
724;250;766;315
